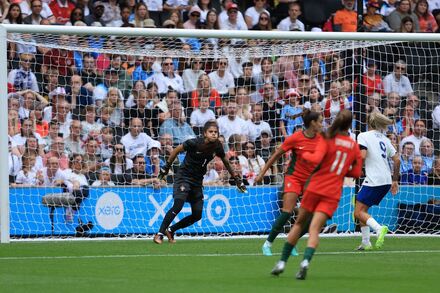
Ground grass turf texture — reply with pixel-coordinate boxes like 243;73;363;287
0;237;438;293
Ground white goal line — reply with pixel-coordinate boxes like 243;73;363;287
1;250;440;261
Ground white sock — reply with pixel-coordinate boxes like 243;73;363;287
300;259;309;268
264;240;272;247
360;226;371;245
366;217;382;234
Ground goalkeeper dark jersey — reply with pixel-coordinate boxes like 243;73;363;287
175;137;225;186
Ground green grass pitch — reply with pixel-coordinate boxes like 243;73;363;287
0;237;439;293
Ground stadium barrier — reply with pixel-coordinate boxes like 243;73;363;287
10;186;439;237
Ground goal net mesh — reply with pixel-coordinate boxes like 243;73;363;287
6;31;440;238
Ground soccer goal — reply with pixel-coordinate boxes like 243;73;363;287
1;25;440;243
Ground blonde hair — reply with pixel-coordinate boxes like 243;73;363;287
368;111;393;131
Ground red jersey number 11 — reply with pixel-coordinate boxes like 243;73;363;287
330;151;348;175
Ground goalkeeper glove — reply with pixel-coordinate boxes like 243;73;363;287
234;176;247;193
158;163;171;181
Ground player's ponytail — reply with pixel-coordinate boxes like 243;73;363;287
327;109;353;138
302;109;322;129
368;111;393;131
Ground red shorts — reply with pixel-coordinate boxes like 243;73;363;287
283;175;305;195
301;190;340;218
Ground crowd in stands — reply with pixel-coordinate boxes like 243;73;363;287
4;0;440;190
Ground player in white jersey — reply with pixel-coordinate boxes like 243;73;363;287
354;112;400;250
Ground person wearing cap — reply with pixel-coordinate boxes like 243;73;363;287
162;19;177;28
363;0;393;32
183;5;201;29
276;2;304;31
386;0;420;32
145;140;165;177
84;1;105;26
218;0;245;27
280;88;304;138
219;1;248;34
91;166;116;187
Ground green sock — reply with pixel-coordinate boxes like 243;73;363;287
303;247;316;262
281;242;295;262
267;211;292;243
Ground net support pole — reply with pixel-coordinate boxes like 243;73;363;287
0;25;10;243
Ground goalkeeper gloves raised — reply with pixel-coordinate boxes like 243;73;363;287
234;176;247;193
158;163;171;181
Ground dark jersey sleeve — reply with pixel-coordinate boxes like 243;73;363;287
183;138;198;151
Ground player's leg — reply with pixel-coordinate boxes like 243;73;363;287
271;207;312;276
296;211;329;280
354;185;390;249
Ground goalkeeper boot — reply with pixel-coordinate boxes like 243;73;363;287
375;226;389;249
262;243;273;256
296;260;309;280
356;242;373;251
165;228;176;244
271;261;285;276
291;247;299;256
153;233;164;244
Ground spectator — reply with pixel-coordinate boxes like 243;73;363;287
219;2;248;37
99;126;115;161
163;0;191;16
218;0;245;28
109;54;133;97
159;100;195;145
415;0;438;32
51;99;72;136
401;155;428;185
280;88;303;138
400;141;415;173
399;15;416;32
277;2;304;31
145;140;164;177
37;155;68;186
22;135;44;170
256;129;275;162
406;94;422;120
13;119;45;156
104;143;133;175
80;105;103;140
250;10;271;31
428;157;440;185
128;154;162;188
245;0;270;29
66;6;85;26
101;0;121;26
366;92;382;114
321;81;350;124
308;59;326;96
165;9;184;28
383;92;400;120
205;8;219;29
133;56;156;82
383;60;413;97
23;0;46;25
203;161;222;185
124;89;156;137
217;99;249;142
190;96;216;129
107;4;131;27
260;82;283;139
386;0;420;32
355;60;384;96
253;57;279;93
363;0;393;32
235;87;252;121
183;5;201;29
66;74;94;120
49;0;75;25
93;68;121;107
333;0;357;32
146;58;184;94
296;74;312;104
247;103;271;142
19;0;55;22
18;90;47;120
84;1;105;26
29;104;49;138
91;166;115;186
43;136;69;170
125;80;147;108
8;135;22;183
239;141;268;186
42;35;76;80
80;53;99;89
8;53;39;92
130;2;155;28
64;119;84;156
83;137;103;176
208;58;235;96
159;133;181;175
420;138;435;173
235;62;256;93
183;57;206;93
400;119;427;154
14;154;37;186
121;117;156;158
304;86;323;109
380;0;397;17
102;87;124;127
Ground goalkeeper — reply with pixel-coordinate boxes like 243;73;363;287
153;120;246;244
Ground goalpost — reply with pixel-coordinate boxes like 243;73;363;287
1;25;440;243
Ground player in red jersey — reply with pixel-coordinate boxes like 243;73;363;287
271;109;363;280
255;109;323;256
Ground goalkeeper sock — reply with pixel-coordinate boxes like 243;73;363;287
366;217;382;234
280;242;295;262
303;247;315;262
267;211;292;243
360;226;371;245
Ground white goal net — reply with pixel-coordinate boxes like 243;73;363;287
2;26;440;240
